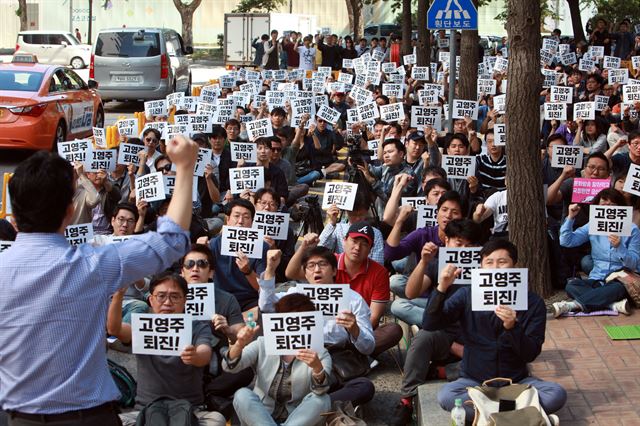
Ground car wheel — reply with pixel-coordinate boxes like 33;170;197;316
52;121;66;151
95;106;105;128
70;57;85;69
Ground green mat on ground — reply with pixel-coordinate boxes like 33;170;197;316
604;325;640;340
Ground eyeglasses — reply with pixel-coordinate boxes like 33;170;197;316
114;216;136;226
159;163;172;172
271;147;282;152
585;164;608;173
183;259;209;269
145;137;159;144
258;200;279;209
304;260;331;270
630;141;640;148
151;292;183;304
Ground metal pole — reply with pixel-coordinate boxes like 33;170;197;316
69;0;73;33
447;29;456;134
88;0;93;44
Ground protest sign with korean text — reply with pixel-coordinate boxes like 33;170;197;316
550;86;573;104
65;223;94;246
543;102;567;120
589;206;633;237
246;118;274;141
494;123;506;146
571;178;611;203
85;149;117;172
263;311;324;356
297;284;350;319
452;100;478;120
116;142;145;166
379;103;405;122
221;225;265;259
230;142;258;163
401;197;428;208
416;205;437;228
229;167;265;195
135;172;166;202
623;164;640;197
117;119;138;137
57;139;91;163
185;283;216;321
93;127;107;148
411;67;430;81
253;211;290;241
608;68;628;85
594;95;610;111
471;269;528;311
193;148;212;177
316;105;341;125
573;102;595;120
477;79;497;96
144;99;168;117
442;155;476;180
132;313;192;356
0;240;12;253
163;175;198;202
321;182;358;211
438;247;482;285
623;84;640;103
411;106;442;131
551;145;583;169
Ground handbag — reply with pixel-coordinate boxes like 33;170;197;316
322;401;366;426
606;268;640;307
328;346;370;384
467;378;557;426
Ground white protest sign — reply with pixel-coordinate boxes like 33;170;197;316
85;149;117;172
0;241;12;253
551;145;583;169
266;90;287;109
623;164;640;197
379;103;405;122
337;72;353;84
438;247;482;285
477;79;497;96
411;106;442;131
416;205;438;228
291;98;316;128
411;66;430;81
229;167;265;195
321;182;358;211
381;62;397;74
163;175;198;202
452;100;478;120
194;148;212;177
185;283;216;321
573;102;595;120
403;54;416;65
543;102;567;120
550;86;573;104
401;197;428;208
594;95;610;111
167;124;190;140
186;114;213;134
93;127;106;148
540;49;555;66
609;68;629;85
253;211;290;241
578;58;595;72
588;45;605;59
135;172;166;202
382;83;403;98
623;84;640;103
367;140;380;160
57;139;91;163
263;311;324;356
131;313;192;356
64;223;94;246
200;85;220;104
342;58;354;69
220;74;236;88
633;56;640;70
167;92;185;108
179;96;199;113
145;100;168;117
246;118;274;141
493;94;506;114
230;142;258;163
471;269;528;311
494;123;506;146
220;225;264;259
493;57;509;73
116;143;145;166
356;102;379;122
542;69;560;88
589;206;633;237
316;105;341;125
232;91;252;109
603;56;621;70
442;155;476;180
371;49;385;62
297;284;350;318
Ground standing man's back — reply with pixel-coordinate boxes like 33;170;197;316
0;136;198;425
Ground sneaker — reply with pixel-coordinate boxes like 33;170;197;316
389;401;413;426
612;299;632;315
551;301;572;318
410;324;420;336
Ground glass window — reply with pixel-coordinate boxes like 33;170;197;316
62;69;85;90
48;34;66;45
0;71;44;92
94;31;161;57
48;71;65;93
364;27;378;36
23;34;47;44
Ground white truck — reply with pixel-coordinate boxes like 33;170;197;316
224;13;318;66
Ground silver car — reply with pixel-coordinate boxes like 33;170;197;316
91;28;193;102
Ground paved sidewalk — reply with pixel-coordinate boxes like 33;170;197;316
531;314;640;425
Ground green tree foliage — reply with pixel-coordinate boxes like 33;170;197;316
232;0;287;13
589;0;640;26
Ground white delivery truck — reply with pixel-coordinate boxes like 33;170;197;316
224;13;318;66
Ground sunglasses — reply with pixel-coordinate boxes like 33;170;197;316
182;259;209;269
159;163;172;172
145;137;159;144
271;147;282;152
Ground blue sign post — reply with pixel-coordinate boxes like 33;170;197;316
427;0;478;30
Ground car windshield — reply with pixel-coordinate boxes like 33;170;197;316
94;31;161;57
0;70;44;92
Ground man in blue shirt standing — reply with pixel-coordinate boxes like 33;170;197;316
0;135;198;425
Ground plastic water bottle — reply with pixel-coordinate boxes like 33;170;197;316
246;312;256;329
451;398;465;426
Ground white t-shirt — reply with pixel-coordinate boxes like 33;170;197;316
485;190;508;234
298;46;316;71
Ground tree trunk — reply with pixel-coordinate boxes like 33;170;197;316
401;0;412;56
416;0;430;68
459;29;479;99
17;0;27;31
173;0;203;47
346;0;363;41
566;0;586;44
505;0;551;297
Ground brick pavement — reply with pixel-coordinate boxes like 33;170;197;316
530;314;640;425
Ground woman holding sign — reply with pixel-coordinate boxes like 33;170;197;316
554;188;640;317
223;293;332;426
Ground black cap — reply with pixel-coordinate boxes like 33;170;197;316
346;222;374;245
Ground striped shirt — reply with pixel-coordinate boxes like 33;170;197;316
0;217;189;414
476;154;507;192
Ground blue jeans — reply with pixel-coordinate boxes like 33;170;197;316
390;274;408;298
565;278;627;312
390;297;428;326
296;170;322;185
233;387;330;426
438;376;567;420
122;299;149;324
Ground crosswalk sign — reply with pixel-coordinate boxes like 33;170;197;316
428;0;478;30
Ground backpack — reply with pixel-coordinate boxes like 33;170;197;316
135;397;199;426
108;359;136;408
467;378;558;426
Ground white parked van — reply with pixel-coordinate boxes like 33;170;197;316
16;31;92;69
